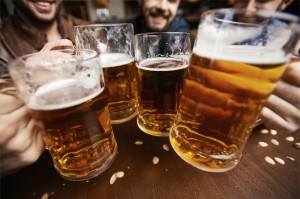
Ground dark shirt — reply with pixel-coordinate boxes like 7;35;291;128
123;15;190;34
0;11;89;80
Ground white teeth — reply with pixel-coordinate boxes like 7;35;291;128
37;2;50;7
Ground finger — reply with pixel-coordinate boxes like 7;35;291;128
19;120;45;164
260;107;294;133
0;93;24;114
4;118;39;153
0;106;31;145
265;94;299;119
40;39;74;52
0;105;30;126
272;81;300;108
281;61;300;87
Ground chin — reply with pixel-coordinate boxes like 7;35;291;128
148;24;167;32
35;12;56;22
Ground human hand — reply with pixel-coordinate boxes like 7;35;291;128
261;58;300;133
0;80;45;176
40;39;74;52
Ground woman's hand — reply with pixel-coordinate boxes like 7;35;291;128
40;39;74;52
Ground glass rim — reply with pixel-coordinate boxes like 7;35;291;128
74;23;133;28
135;32;190;37
9;49;98;66
201;8;300;23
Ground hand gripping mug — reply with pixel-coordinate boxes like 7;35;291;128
9;49;117;180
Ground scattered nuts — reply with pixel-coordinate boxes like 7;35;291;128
285;136;295;142
294;143;300;149
41;193;49;199
274;157;285;165
163;144;170;151
271;139;279;146
153;156;159;165
258;141;268;147
260;129;269;134
110;171;125;185
135;140;144;145
286;156;295;161
270;129;277;135
116;171;124;178
110;173;117;185
264;156;275;165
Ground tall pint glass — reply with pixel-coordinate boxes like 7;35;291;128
170;9;300;172
74;24;137;124
9;49;117;181
135;32;191;137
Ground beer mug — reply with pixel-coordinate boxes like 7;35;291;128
74;24;137;124
170;9;300;172
135;32;191;137
8;49;117;181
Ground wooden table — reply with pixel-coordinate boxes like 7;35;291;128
1;117;299;199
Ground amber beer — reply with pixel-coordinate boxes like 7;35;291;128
136;57;188;136
28;80;117;180
170;46;288;172
100;53;137;124
9;49;118;181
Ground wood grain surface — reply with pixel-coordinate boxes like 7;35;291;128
1;117;299;199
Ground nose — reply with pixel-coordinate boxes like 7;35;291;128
157;0;168;10
244;0;258;12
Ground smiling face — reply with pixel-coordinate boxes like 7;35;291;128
141;0;181;32
14;0;62;23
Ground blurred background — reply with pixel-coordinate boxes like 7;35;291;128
1;0;299;39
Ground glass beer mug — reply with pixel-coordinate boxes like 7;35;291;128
9;49;117;180
74;24;137;124
134;32;191;137
169;8;300;172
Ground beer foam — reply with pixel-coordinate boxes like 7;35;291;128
29;79;103;110
194;45;288;64
194;22;289;64
74;67;100;89
198;21;262;46
74;57;102;89
137;57;189;71
99;53;134;68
